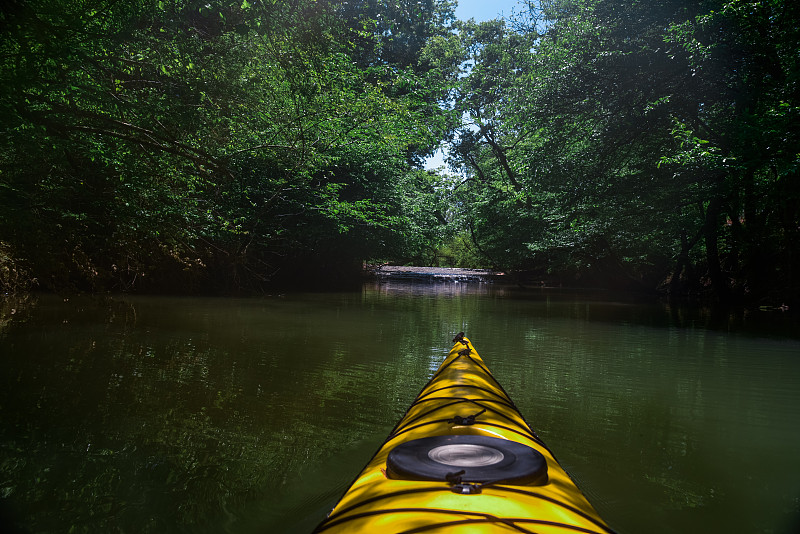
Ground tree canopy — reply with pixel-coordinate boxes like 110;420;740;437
446;0;799;302
1;0;458;292
1;0;798;303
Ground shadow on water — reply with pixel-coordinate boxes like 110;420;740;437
1;286;799;533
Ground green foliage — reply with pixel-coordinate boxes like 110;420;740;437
446;0;800;300
1;0;796;300
436;231;488;268
0;0;459;292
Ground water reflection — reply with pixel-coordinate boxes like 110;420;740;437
0;289;799;534
364;279;507;298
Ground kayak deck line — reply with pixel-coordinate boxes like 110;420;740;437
316;485;613;533
416;382;510;402
386;407;545;447
318;506;606;534
313;334;616;534
389;397;535;435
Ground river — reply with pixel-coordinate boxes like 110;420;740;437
1;283;799;533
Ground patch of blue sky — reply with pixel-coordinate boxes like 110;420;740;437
454;0;524;24
424;1;524;171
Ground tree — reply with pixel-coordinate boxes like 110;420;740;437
0;0;460;292
446;0;800;301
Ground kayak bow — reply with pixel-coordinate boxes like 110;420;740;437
314;334;615;533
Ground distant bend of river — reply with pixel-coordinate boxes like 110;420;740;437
1;283;799;534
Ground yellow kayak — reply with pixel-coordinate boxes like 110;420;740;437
313;334;615;533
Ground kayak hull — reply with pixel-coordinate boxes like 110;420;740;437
314;335;614;533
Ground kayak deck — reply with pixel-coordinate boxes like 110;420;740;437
314;334;615;533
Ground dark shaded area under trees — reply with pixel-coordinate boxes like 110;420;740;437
1;0;798;305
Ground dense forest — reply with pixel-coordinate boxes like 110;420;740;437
1;0;798;303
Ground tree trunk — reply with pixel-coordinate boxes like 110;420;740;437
670;227;701;296
702;198;729;301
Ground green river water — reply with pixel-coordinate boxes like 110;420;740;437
1;282;799;533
